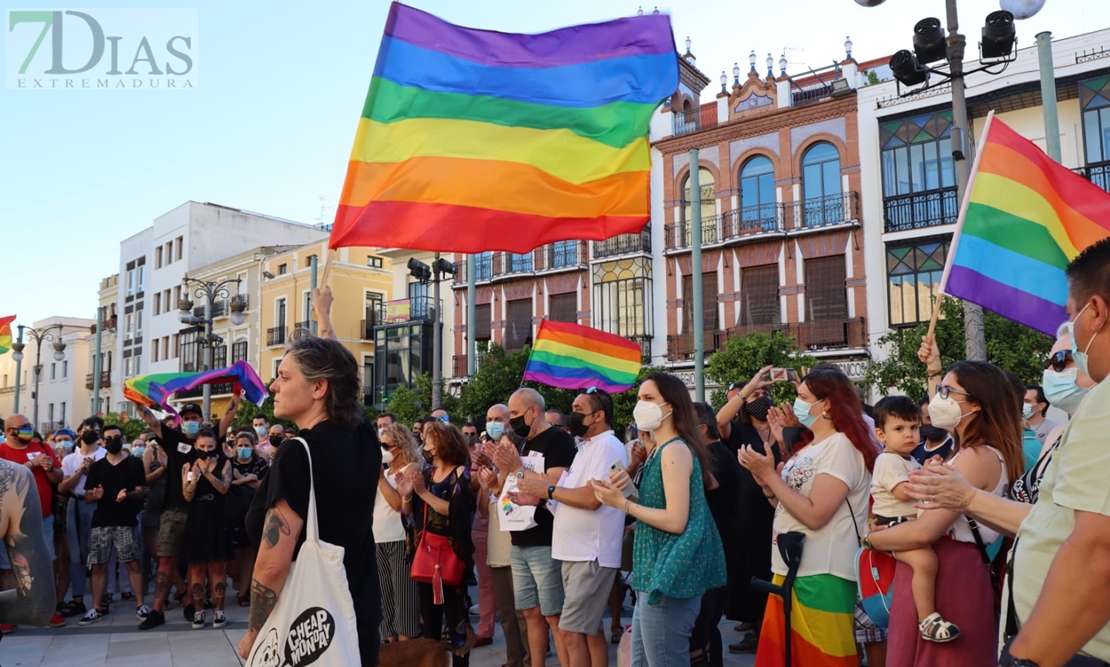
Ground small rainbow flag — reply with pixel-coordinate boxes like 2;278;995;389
522;319;642;393
941;113;1110;335
124;361;269;416
327;3;678;254
0;315;14;355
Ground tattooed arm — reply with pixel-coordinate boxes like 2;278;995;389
133;403;164;440
238;499;305;659
205;460;231;495
0;460;56;626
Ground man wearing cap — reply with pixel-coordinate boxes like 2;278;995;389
57;428;106;618
131;397;240;629
0;414;65;631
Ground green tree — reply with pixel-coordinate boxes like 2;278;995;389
864;298;1053;401
386;384;423;427
229;395;296;433
413;373;460;422
104;412;145;440
704;331;816;410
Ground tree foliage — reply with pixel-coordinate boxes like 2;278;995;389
386;384;423;428
229;395;296;432
103;412;146;440
705;332;815;410
864;298;1054;401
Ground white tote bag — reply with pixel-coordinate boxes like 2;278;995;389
246;438;361;667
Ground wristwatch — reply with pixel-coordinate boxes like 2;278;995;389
547;485;557;500
861;534;874;550
515;469;526;480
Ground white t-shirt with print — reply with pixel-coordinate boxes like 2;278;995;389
772;432;871;580
871;452;921;519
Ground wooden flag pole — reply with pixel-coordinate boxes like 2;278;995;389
927;294;945;340
318;248;336;288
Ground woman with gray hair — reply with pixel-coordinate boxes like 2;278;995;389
239;328;382;667
376;423;423;643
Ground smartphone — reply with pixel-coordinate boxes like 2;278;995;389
770;367;798;383
609;460;636;499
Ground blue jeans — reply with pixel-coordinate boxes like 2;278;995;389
631;594;701;667
67;500;96;598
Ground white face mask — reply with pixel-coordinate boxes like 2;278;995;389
633;400;670;432
1069;302;1101;378
381;448;394;465
1021;403;1034;420
927;392;973;430
1042;367;1089;415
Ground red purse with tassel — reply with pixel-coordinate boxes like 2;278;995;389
410;504;465;604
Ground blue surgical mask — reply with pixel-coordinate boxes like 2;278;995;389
237;447;253;460
182;421;200;437
1068;302;1100;377
1042;367;1089;415
133;446;145;458
486;421;505;441
57;439;74;452
793;397;820;428
436;414;450;423
255;426;267;437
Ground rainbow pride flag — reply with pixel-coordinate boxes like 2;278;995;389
941;113;1110;335
522;319;642;393
124;361;269;416
328;3;678;254
754;574;858;667
0;315;14;355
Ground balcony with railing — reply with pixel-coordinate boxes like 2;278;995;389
451;350;493;378
293;320;311;334
453;244;586;285
791;191;860;230
667;331;728;361
780;317;867;350
883;186;958;233
85;371;112;390
723;203;786;239
664;218;720;251
593;227;652;259
671;105;717;137
1073;163;1110;194
378;296;440;324
267;326;287;347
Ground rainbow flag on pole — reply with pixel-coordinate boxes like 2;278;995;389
522;319;642;393
327;3;678;254
0;315;14;355
124;361;269;416
940;113;1110;335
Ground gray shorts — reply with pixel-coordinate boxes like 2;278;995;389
558;559;618;635
88;525;138;566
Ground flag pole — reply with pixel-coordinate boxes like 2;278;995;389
938;110;995;297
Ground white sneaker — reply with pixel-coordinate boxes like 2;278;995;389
135;605;151;620
192;610;205;629
78;608;107;626
213;610;227;629
469;604;479;616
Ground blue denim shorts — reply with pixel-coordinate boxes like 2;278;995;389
510;545;564;616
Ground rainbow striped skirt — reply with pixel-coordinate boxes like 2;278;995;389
754;573;858;667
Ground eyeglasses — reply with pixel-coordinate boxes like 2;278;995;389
1044;350;1073;372
937;385;972;401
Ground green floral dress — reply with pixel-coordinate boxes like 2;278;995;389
632;437;727;604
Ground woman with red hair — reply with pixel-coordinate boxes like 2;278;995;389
739;366;874;667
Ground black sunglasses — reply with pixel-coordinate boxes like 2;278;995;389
1045;350;1073;372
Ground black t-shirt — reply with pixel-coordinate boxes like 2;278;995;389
705;440;742;554
510;425;577;548
245;418;382;667
158;428;199;510
912;435;955;466
85;455;146;528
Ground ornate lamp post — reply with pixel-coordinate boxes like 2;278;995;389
177;277;246;417
11;324;66;429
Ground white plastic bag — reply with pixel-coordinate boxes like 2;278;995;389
497;452;545;532
245;438;361;667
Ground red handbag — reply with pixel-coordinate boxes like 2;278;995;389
410;504;465;604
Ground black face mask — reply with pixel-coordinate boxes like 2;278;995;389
744;396;774;423
509;412;532;438
568;412;591;438
104;437;124;455
920;424;948;443
421;448;434;464
195;450;211;460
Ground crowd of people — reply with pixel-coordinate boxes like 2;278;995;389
2;238;1110;667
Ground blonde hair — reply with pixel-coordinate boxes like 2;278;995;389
381;423;421;469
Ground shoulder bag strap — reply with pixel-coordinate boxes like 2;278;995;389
846;498;862;544
291;437;320;545
1005;538;1021;637
967;516;991;565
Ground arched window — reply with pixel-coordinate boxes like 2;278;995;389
801;142;842;227
681;168;715;247
739;156;776;233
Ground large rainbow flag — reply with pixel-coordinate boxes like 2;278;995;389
522;319;642;393
0;316;14;355
941;113;1110;335
328;3;678;254
124;361;269;416
755;574;858;667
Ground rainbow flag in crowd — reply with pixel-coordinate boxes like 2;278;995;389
0;316;14;355
124;361;269;416
522;319;642;393
941;113;1110;335
756;574;858;667
327;3;678;254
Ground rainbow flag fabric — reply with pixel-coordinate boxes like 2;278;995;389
0;315;14;355
328;3;678;254
522;319;642;393
754;574;858;667
124;361;269;416
941;114;1110;335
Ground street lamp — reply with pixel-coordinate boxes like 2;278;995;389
10;323;65;430
178;276;245;418
407;256;457;411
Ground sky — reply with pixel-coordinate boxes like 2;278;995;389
2;0;1108;327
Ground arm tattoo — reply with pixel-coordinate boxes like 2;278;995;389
248;579;279;632
262;507;291;549
0;462;55;626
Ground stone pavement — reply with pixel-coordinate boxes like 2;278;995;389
0;596;758;667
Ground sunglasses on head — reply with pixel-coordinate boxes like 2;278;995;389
1044;350;1073;372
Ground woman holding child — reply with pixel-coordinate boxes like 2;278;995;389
738;367;875;667
865;353;1025;667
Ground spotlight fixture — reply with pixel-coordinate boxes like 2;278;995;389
890;49;928;87
981;10;1016;59
913;17;947;64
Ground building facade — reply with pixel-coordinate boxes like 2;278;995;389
0;317;96;432
86;274;118;417
858;28;1110;372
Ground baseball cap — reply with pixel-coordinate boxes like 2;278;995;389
179;403;203;418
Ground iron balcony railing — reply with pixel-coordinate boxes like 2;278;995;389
791;191;860;229
84;371;112;390
593;227;652;259
671;106;717;137
883;186;959;233
1073;163;1110;194
267;326;287;347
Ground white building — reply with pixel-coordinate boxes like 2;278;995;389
0;317;96;432
111;201;327;415
857;28;1110;377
